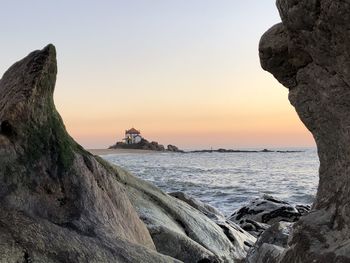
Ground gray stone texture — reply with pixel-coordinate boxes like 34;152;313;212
259;1;350;262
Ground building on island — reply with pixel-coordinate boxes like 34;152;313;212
123;128;143;144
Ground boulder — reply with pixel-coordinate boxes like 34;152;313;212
259;0;350;261
148;141;165;151
228;195;309;237
0;45;178;262
166;145;182;152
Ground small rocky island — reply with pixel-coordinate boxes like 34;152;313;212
109;127;183;152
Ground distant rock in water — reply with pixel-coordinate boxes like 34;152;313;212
166;144;183;152
189;149;303;153
109;138;183;152
109;138;163;151
259;0;350;261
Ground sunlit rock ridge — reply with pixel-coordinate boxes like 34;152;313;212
259;0;350;262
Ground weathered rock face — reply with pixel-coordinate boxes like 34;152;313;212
169;191;225;221
259;1;350;261
0;45;178;262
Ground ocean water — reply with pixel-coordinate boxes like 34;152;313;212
103;148;319;216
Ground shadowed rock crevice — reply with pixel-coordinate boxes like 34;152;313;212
259;0;350;262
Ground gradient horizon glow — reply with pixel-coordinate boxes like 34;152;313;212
0;1;315;149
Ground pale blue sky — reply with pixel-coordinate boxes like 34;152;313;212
0;1;312;149
0;1;280;74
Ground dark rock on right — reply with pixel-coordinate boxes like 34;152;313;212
259;0;350;262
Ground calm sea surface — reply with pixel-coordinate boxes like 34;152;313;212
103;148;319;216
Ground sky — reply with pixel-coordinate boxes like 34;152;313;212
0;1;315;149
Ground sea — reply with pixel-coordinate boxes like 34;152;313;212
103;148;319;216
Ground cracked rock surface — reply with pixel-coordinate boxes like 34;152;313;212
259;0;350;262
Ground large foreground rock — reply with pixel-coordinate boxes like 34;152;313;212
259;0;350;261
0;45;177;262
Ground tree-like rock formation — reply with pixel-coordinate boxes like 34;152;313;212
259;0;350;262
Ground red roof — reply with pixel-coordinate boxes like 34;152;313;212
125;128;140;134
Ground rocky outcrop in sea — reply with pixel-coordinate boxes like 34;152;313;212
259;0;350;261
109;139;183;152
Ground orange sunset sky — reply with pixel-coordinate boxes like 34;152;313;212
0;1;315;149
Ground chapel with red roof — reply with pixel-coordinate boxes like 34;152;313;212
123;128;143;144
